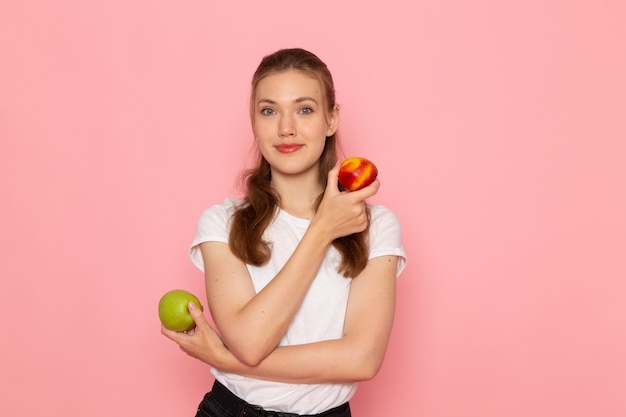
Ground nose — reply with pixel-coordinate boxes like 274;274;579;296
278;115;296;137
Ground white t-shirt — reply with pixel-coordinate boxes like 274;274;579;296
189;198;407;414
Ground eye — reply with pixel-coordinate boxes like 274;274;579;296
299;107;313;115
260;108;276;116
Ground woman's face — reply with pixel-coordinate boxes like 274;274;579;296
252;70;338;181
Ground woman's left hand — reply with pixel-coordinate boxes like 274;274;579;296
161;301;230;367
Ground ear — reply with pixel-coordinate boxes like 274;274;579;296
326;104;340;137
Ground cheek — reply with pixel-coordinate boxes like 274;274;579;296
304;119;330;138
253;120;273;140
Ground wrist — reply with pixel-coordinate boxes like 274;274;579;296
213;345;241;373
307;218;336;247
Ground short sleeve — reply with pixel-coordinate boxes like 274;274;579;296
368;205;407;277
188;198;239;272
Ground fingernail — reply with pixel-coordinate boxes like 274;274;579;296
188;302;196;310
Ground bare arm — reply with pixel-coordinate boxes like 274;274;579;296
163;255;398;384
197;166;380;366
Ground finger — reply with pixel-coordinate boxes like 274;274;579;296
161;325;183;342
188;301;210;331
350;178;380;200
325;161;341;194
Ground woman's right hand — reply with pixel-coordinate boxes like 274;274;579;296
312;162;380;241
196;163;379;367
161;301;231;368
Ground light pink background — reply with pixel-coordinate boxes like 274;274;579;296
1;1;625;416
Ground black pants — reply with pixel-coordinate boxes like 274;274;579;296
195;380;352;417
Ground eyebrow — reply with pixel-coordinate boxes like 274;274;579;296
256;97;319;106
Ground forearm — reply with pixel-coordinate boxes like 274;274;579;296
212;226;335;365
205;184;377;366
215;336;386;384
221;256;399;383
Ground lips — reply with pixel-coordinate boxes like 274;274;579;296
275;143;303;153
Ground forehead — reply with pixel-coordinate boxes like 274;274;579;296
254;70;324;102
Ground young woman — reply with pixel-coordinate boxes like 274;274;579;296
162;48;407;417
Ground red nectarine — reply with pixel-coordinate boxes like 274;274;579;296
338;157;378;191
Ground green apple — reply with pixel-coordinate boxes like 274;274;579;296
158;289;203;332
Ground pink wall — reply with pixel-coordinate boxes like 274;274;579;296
1;1;625;416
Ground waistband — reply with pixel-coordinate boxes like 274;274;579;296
210;379;351;417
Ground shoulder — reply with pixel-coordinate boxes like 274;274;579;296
367;204;407;276
194;197;244;242
369;204;402;231
204;197;243;214
189;198;243;271
198;197;243;226
367;204;403;245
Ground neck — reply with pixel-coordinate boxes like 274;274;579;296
271;172;323;220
